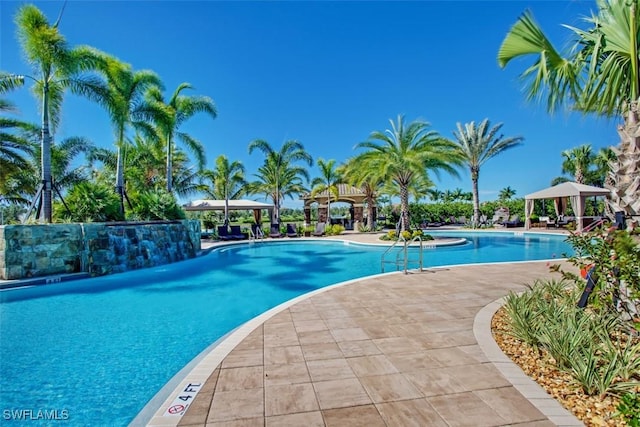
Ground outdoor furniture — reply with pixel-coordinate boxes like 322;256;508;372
311;222;326;236
286;224;298;238
269;223;283;238
504;215;522;228
229;225;245;240
217;226;233;241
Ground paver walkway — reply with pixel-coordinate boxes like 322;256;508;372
147;256;583;426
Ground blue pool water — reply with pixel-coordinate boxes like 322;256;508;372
0;232;571;425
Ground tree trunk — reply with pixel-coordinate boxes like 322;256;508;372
400;184;410;232
166;133;173;193
40;82;52;223
115;127;126;219
471;169;480;227
607;102;640;216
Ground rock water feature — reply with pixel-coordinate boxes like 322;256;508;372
0;220;201;280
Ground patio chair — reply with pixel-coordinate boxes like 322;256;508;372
286;223;298;238
217;225;233;241
269;223;283;238
504;215;521;228
311;222;326;236
229;225;245;240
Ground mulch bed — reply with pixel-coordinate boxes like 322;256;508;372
491;307;629;427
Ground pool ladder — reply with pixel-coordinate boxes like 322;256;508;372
381;235;425;274
248;227;264;242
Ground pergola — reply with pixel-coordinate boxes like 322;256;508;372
301;184;373;228
183;199;274;224
524;182;611;231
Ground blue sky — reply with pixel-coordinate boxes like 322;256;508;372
1;1;619;208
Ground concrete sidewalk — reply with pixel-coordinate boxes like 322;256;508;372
147;255;582;426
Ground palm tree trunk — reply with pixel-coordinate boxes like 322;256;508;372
166;133;172;193
400;184;410;232
471;173;480;227
607;102;640;216
40;82;53;223
115;126;126;218
327;196;331;224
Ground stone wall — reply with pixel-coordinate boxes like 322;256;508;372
0;220;201;280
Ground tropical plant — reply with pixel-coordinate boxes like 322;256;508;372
129;189;186;221
199;155;246;224
144;83;216;192
355;115;461;231
92;52;163;217
4;4;105;222
247;139;312;223
56;181;122;222
561;144;595;184
450;119;523;226
310;158;341;224
497;0;640;216
0;96;37;191
499;186;517;201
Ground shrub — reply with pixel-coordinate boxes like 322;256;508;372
326;224;345;236
617;392;640;426
56;181;123;222
130;190;186;221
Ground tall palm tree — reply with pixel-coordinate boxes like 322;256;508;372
310;159;341;224
145;83;217;193
199;155;246;224
5;5;104;222
247;139;312;223
93;53;163;217
450;119;523;226
497;1;640;215
355;115;461;231
561;144;594;184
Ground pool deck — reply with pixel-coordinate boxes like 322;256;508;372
146;229;584;427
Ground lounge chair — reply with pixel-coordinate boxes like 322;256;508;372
286;224;298;238
556;216;575;229
269;223;283;238
311;222;326;236
229;225;245;240
217;225;233;241
504;215;521;228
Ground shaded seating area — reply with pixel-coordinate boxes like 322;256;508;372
524;182;611;232
286;224;298;238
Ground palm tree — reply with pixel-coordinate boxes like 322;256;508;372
247;139;312;223
145;83;217;193
499;186;517;201
5;5;105;222
450;119;523;226
497;1;640;215
355;115;461;231
339;156;384;230
93;53;163;217
0;97;37;192
561;144;594;184
310;159;341;224
199;155;246;224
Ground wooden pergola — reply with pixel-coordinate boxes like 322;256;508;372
300;184;374;229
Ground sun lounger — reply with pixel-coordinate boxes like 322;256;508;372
311;222;326;236
229;225;245;240
217;225;233;241
504;215;521;228
270;223;283;238
286;224;298;238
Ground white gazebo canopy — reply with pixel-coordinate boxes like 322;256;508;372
524;182;611;231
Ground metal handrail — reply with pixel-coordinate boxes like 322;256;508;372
381;234;424;274
581;218;607;234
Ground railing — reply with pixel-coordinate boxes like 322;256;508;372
581;218;607;234
381;234;424;274
248;227;264;242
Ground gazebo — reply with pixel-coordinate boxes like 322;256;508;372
524;182;611;231
183;199;274;224
301;184;373;229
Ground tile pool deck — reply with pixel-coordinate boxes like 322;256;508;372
146;230;584;427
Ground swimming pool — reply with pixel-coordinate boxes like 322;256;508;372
0;231;571;425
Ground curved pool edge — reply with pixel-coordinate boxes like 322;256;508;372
139;257;568;427
139;269;404;427
473;296;583;426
